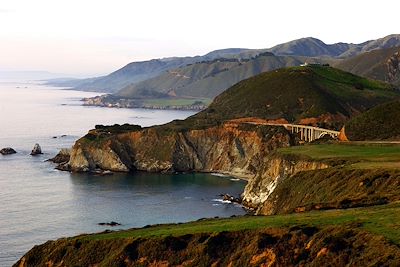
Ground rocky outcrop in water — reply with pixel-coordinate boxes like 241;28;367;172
30;143;42;155
0;147;17;155
48;148;70;164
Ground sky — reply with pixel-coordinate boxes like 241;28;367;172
0;0;399;77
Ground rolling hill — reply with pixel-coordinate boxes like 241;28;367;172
115;53;330;100
48;49;264;93
176;65;400;130
335;46;400;86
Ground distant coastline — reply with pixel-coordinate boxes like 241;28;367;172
82;94;209;111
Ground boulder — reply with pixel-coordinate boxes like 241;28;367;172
30;143;43;155
0;147;17;155
48;148;70;163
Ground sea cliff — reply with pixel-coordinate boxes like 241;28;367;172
65;122;293;178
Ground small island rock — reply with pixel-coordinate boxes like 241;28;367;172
30;143;43;155
98;221;121;226
0;147;17;155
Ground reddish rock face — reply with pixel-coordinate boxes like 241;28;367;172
67;122;293;178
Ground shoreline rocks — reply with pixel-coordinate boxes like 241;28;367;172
0;147;17;155
30;143;43;155
219;193;242;204
48;148;70;164
98;221;121;226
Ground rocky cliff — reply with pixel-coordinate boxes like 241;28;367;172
242;155;329;212
14;223;400;267
66;122;294;180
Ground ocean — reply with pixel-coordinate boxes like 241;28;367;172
0;82;246;266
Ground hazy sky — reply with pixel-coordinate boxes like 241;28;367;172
0;0;399;77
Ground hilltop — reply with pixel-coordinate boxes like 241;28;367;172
182;65;399;130
268;34;400;58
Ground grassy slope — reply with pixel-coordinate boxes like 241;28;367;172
84;203;400;245
80;144;400;245
188;66;397;129
278;143;400;169
345;100;400;141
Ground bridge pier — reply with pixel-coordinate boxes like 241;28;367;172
281;123;339;143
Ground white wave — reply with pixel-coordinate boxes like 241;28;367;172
212;198;232;204
211;173;229;177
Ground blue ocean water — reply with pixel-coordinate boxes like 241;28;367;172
0;82;246;266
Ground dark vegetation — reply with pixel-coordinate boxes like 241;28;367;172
183;65;398;129
345;100;400;140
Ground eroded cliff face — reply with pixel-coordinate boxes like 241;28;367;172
14;224;400;267
242;156;329;212
387;51;400;83
67;122;293;180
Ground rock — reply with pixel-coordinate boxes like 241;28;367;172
0;147;17;155
220;193;242;204
48;148;71;164
98;221;121;226
30;143;43;155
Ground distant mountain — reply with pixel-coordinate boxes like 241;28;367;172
267;34;400;58
335;46;400;86
49;34;400;99
115;53;332;100
48;50;264;93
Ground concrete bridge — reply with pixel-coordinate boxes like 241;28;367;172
280;124;340;142
240;121;340;142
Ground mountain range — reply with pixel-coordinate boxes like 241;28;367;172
49;34;400;109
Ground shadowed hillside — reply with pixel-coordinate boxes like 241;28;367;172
335;46;400;86
345;100;400;140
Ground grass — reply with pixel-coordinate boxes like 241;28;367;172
190;66;399;130
345;100;400;141
277;143;400;169
143;98;212;107
83;202;400;245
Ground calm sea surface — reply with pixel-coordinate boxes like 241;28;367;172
0;82;246;266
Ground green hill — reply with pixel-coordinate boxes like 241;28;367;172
335;46;400;86
178;65;399;130
345;100;400;140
